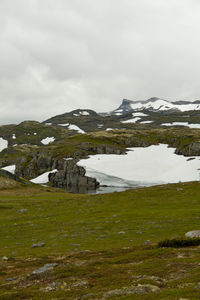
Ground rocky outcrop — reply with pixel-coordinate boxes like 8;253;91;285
15;154;99;191
78;143;124;155
185;230;200;238
0;169;15;180
49;159;99;190
175;142;200;156
15;155;53;179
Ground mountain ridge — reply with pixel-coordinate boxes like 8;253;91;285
111;97;200;115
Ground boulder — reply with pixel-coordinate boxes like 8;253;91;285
185;230;200;238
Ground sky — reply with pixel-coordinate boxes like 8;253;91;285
1;0;200;124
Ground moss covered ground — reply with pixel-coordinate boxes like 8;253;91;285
0;182;200;299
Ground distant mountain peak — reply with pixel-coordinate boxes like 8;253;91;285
112;97;200;115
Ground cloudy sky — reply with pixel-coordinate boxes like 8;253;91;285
1;0;200;124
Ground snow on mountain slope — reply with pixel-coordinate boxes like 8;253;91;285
113;97;200;114
68;124;85;133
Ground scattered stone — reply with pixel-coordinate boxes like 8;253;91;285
71;280;88;288
103;284;160;298
6;277;18;282
41;281;65;292
185;230;200;238
79;250;91;253
32;263;57;275
82;293;95;299
145;240;152;245
17;209;28;213
2;256;8;261
32;242;45;248
195;282;200;289
99;235;107;238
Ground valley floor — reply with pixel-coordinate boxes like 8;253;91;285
0;182;200;299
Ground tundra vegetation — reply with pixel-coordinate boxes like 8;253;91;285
0;180;200;299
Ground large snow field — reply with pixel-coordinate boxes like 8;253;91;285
77;144;200;187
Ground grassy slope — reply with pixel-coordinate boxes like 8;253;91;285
0;182;200;299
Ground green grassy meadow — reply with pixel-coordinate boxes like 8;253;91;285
1;182;200;299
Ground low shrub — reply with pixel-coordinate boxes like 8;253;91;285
158;238;200;248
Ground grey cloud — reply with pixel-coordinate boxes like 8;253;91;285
0;0;200;124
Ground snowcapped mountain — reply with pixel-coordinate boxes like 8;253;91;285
112;97;200;115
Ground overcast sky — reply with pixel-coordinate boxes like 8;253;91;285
1;0;200;124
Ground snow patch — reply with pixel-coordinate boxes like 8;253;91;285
81;111;90;116
140;120;154;124
162;122;200;129
30;169;57;184
68;124;85;133
1;165;16;174
121;117;141;123
57;123;69;127
41;137;55;145
0;137;8;152
132;112;148;117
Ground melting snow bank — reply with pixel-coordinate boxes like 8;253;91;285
41;137;55;145
68;124;85;133
161;122;200;129
121;117;141;123
77;144;200;189
30;169;57;184
1;165;16;174
0;137;8;152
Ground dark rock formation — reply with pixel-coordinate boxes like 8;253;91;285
49;159;99;190
175;142;200;156
78;143;124;155
0;169;15;180
15;153;99;191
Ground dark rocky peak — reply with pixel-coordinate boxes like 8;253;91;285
43;109;99;124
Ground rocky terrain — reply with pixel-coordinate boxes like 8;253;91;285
0;98;200;191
